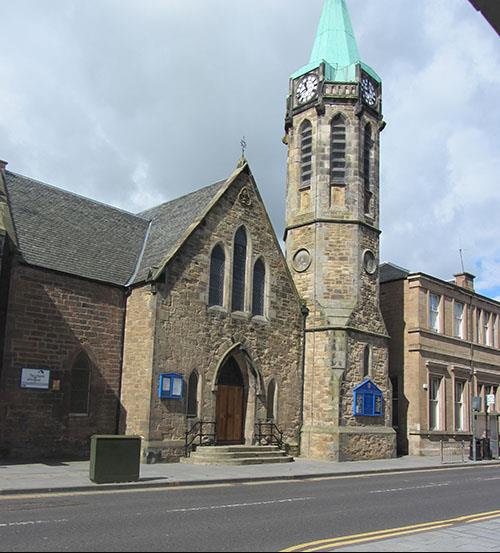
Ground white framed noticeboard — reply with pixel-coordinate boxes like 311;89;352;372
20;369;51;390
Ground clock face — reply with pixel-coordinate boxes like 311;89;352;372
361;78;377;108
296;74;319;105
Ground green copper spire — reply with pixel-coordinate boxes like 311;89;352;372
310;0;359;70
292;0;381;83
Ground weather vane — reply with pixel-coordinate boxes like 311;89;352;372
241;136;247;157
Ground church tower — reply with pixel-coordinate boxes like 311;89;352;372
284;0;396;460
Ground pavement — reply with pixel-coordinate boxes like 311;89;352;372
1;454;499;495
335;519;500;552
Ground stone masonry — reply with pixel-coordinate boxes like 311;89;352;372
120;167;305;462
284;72;396;460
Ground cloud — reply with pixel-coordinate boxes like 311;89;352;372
0;0;498;296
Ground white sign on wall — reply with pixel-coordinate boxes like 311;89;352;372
20;369;51;390
487;394;496;407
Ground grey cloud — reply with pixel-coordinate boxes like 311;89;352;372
0;0;498;294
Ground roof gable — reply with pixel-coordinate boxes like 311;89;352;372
131;164;247;285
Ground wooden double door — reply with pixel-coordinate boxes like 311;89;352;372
215;356;246;445
216;385;244;445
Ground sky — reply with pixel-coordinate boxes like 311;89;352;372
0;0;499;299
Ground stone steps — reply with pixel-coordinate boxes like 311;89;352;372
181;445;294;466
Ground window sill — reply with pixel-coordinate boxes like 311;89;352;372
69;413;89;418
252;315;270;326
208;305;228;316
231;311;251;321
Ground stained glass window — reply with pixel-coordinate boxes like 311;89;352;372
209;245;225;307
252;258;266;316
232;228;247;312
187;371;199;418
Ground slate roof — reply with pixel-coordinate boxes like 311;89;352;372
2;169;234;287
379;262;410;284
133;179;228;284
4;171;149;286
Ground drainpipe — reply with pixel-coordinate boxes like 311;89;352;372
298;303;310;455
468;292;477;462
115;287;131;435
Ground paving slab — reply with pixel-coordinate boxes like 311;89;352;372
0;455;498;495
336;518;500;552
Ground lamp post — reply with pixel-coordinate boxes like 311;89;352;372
472;396;481;462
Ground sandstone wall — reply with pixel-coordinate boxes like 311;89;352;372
121;173;304;461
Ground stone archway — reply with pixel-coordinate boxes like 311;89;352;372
214;347;262;446
215;357;245;445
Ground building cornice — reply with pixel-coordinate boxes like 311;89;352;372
284;218;381;240
306;325;389;340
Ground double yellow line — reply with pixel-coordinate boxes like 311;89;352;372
281;509;500;552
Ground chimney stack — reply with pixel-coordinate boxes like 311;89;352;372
455;272;476;292
0;160;7;171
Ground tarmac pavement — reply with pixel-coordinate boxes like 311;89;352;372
1;455;499;495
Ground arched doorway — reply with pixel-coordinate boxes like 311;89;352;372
216;356;245;445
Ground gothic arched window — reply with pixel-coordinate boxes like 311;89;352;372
232;227;247;312
187;371;199;418
209;245;226;307
70;352;91;415
331;115;347;183
300;121;313;188
363;124;373;214
267;379;277;421
252;258;266;317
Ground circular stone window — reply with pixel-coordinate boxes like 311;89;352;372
292;249;312;273
363;250;378;275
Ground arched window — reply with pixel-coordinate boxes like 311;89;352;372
252;258;266;317
267;379;277;421
232;227;247;312
363;345;371;378
363;124;373;214
187;371;199;418
70;352;91;415
331;115;346;182
209;245;225;307
300;121;313;188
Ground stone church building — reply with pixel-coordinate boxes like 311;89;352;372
0;0;397;462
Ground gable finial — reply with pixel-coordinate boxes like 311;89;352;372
237;136;248;168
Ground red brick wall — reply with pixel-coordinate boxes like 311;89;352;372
0;262;126;460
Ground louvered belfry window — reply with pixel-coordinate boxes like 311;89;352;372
252;258;266;317
331;115;347;183
300;121;313;188
209;245;225;307
70;353;91;415
364;124;373;214
232;228;247;312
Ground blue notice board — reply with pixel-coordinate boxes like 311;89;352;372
353;379;383;417
159;373;184;400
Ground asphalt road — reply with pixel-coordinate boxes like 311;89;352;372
0;465;499;552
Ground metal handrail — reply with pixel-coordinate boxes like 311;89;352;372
254;420;285;450
184;420;216;458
